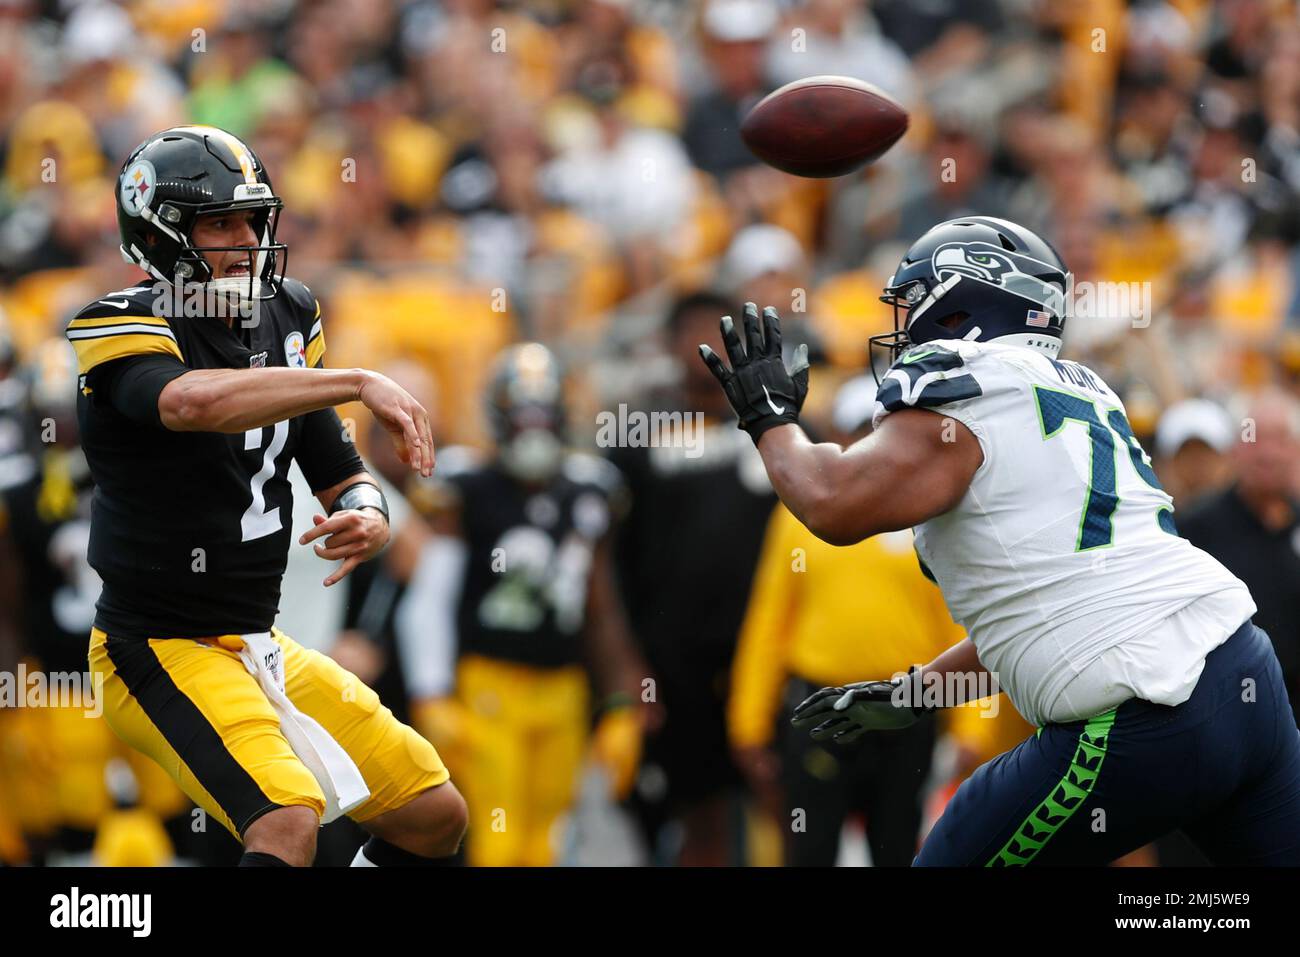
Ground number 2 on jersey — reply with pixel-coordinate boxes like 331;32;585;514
241;420;289;542
1033;386;1175;552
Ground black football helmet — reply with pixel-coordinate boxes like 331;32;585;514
115;126;286;300
869;216;1071;379
486;343;567;482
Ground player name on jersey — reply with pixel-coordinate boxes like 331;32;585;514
1049;358;1106;394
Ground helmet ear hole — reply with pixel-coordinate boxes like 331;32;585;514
937;311;969;330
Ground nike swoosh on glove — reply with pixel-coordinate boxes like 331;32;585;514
790;679;921;744
699;302;810;443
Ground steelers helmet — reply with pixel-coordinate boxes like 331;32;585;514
486;343;566;482
115;126;286;300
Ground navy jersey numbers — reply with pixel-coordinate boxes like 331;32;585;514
1033;386;1176;551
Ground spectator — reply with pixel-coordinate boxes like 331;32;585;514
1154;398;1236;509
1179;389;1300;718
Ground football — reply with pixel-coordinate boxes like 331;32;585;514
740;75;909;178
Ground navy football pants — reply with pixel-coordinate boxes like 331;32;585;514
916;620;1300;866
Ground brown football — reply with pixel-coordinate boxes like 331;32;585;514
740;75;909;178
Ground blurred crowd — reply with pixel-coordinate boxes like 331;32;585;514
1;0;1299;867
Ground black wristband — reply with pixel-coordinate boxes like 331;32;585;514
330;481;389;523
743;413;799;443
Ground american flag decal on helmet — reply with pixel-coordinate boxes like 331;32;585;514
1025;309;1051;328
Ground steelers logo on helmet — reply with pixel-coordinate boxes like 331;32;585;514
119;159;157;217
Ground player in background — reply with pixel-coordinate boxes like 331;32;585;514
396;343;647;866
610;290;777;866
701;216;1300;865
67;126;465;867
0;339;191;864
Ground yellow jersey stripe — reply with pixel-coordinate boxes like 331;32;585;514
68;330;183;375
305;332;325;369
68;314;171;330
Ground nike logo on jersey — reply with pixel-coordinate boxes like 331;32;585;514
763;385;785;415
97;299;130;309
902;349;938;364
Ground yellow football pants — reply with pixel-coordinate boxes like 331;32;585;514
88;627;449;840
0;666;187;843
451;654;589;867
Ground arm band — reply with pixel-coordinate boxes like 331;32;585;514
330;481;389;523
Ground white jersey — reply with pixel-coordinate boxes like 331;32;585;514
873;339;1255;727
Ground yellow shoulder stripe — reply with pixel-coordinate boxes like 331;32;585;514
68;314;171;330
68;330;183;375
306;334;325;369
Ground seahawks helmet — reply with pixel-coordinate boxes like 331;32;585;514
115;126;286;300
486;343;567;483
869;217;1071;377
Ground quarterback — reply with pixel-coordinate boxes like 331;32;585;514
67;126;466;867
700;216;1300;865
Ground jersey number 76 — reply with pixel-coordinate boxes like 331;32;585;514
1033;386;1176;551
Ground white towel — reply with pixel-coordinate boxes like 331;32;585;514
234;632;370;823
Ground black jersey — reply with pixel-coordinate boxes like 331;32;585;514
1;450;99;673
434;450;624;669
65;278;364;640
607;421;776;685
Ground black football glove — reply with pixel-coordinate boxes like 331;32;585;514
790;677;925;744
699;302;810;443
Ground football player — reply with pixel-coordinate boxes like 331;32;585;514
0;339;189;864
396;343;647;866
66;126;465;867
701;216;1300;865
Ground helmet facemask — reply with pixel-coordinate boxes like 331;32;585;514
869;276;930;383
129;192;287;306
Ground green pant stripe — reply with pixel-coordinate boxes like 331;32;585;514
986;708;1118;867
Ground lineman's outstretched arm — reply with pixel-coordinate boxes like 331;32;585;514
698;301;982;546
756;411;981;546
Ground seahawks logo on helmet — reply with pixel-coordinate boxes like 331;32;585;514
869;217;1073;380
931;242;1067;319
